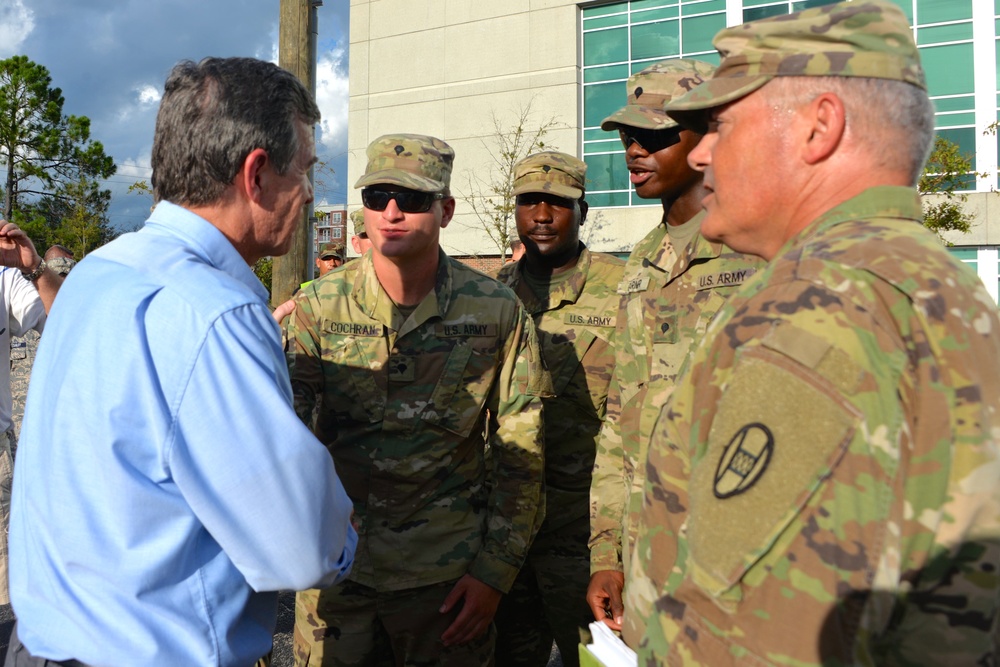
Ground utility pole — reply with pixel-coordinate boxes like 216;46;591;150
273;0;322;305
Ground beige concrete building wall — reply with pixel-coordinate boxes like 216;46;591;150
348;0;630;258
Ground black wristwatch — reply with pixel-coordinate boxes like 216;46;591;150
21;259;46;282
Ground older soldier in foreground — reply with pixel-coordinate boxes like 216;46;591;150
287;133;547;666
630;1;1000;664
6;57;356;666
493;152;623;666
587;59;761;636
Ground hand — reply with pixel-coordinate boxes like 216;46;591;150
272;299;295;324
587;570;625;631
0;221;40;272
439;574;502;647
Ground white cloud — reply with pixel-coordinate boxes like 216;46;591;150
0;0;35;57
136;85;161;106
315;46;349;152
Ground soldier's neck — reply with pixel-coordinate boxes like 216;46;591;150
372;250;439;307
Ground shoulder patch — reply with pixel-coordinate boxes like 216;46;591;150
714;423;773;499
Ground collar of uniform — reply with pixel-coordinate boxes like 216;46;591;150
509;245;590;314
350;248;454;329
672;211;726;277
772;185;922;262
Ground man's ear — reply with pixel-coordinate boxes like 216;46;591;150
802;92;846;166
238;148;270;203
438;196;457;229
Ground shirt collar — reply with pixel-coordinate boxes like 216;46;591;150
146;201;269;303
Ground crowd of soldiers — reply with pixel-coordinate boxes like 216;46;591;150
1;1;999;666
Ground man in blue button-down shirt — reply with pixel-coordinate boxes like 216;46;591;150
5;57;357;667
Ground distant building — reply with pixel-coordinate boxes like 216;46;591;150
348;0;1000;303
314;205;347;256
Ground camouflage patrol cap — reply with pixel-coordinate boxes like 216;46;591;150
47;257;76;277
318;243;344;261
512;151;587;200
600;59;716;132
350;208;365;235
667;0;925;130
354;133;454;194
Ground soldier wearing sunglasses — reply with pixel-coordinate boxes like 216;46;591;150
587;59;764;641
492;151;623;667
286;133;549;666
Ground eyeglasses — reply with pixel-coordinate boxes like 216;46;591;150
361;188;446;213
618;127;683;154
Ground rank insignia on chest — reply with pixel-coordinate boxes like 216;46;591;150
388;355;416;382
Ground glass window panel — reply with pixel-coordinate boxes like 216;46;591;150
916;0;971;23
584;137;626;151
588;191;631;207
631;20;680;60
585;14;629;29
921;43;974;96
742;0;779;6
584;3;627;19
682;13;726;51
585;128;620;142
630;0;675;10
585;27;629;66
631;7;679;22
744;5;790;22
584;63;630;83
792;0;836;10
585;153;632;193
684;0;727;13
888;0;913;23
918;22;972;45
937;128;975;158
932;95;975;112
949;247;979;261
632;191;660;205
585;81;628;127
935;111;976;127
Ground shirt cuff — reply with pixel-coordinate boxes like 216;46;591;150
468;550;521;593
589;541;624;575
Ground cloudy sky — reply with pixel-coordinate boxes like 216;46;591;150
1;0;351;232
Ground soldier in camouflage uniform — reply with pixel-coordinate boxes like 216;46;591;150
492;152;624;667
586;60;763;638
630;1;1000;664
348;208;371;257
286;133;548;667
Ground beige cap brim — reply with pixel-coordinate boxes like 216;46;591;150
511;181;583;200
600;105;678;132
666;74;772;133
354;170;446;193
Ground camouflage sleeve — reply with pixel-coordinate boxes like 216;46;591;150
634;276;1000;664
469;303;549;593
588;294;629;574
284;286;325;429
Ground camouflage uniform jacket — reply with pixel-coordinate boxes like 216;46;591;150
496;246;624;531
286;250;548;594
589;212;761;579
631;186;1000;665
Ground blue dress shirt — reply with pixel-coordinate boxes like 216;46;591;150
8;202;356;666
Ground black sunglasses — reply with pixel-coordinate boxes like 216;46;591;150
361;188;446;213
618;127;683;154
